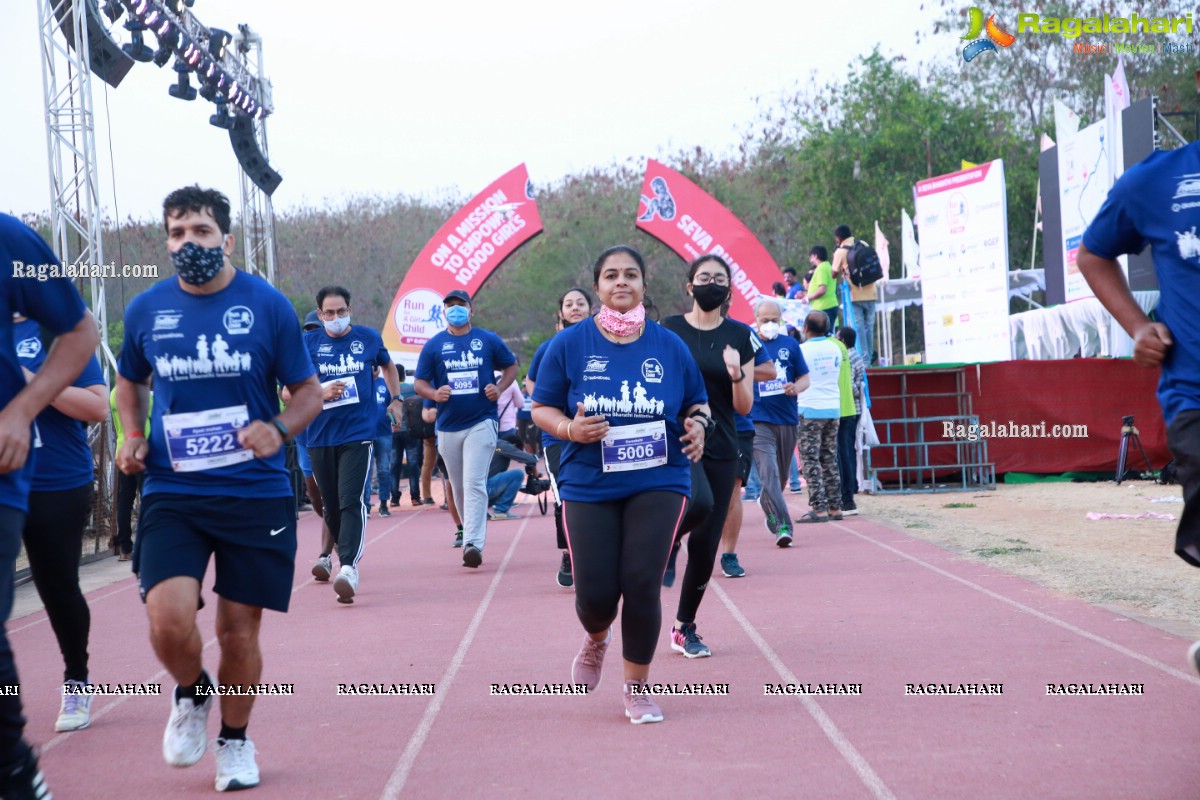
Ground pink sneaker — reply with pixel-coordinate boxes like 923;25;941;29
623;680;664;724
571;629;611;690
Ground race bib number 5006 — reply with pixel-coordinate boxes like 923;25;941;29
600;420;668;473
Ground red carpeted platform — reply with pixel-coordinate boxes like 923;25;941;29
867;359;1170;476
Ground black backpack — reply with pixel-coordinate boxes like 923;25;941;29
842;240;884;287
403;395;434;439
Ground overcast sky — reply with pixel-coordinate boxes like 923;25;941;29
1;0;937;221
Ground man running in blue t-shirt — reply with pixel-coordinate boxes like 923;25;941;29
415;289;518;569
0;212;100;800
115;186;322;792
299;286;403;601
1078;139;1200;676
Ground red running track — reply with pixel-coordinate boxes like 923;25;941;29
10;490;1200;799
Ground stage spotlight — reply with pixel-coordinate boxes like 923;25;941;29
122;20;154;62
168;60;197;100
209;100;234;130
208;28;232;59
152;24;179;67
100;0;123;23
54;0;135;87
228;115;282;195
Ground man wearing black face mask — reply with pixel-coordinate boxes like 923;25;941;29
115;186;323;792
658;255;757;658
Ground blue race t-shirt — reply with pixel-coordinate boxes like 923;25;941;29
527;338;561;451
732;320;770;434
1;213;88;512
15;320;106;493
531;318;707;503
303;324;392;446
117;270;315;498
415;327;516;433
750;334;807;426
373;375;392;438
1082;143;1200;425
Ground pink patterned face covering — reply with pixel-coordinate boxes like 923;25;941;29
595;303;645;337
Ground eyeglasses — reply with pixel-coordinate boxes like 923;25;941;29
692;273;729;287
319;308;350;320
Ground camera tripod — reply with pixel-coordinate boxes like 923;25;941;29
1114;415;1154;484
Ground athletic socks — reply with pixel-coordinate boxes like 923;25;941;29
175;669;214;704
219;722;247;741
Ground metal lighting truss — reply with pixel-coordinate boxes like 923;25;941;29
37;0;115;552
233;25;277;285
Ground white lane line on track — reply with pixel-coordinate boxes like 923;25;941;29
38;512;420;754
380;514;530;800
712;581;897;800
11;582;138;635
837;522;1200;687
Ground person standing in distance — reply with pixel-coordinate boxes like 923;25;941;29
1076;138;1200;673
115;186;322;792
532;245;709;724
415;290;518;569
0;211;99;800
299;286;403;602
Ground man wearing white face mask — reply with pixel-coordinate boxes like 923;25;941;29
300;285;403;603
748;298;809;547
415;290;518;568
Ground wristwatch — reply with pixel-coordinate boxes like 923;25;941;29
391;395;403;403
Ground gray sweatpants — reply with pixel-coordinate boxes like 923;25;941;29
752;421;798;534
438;419;498;550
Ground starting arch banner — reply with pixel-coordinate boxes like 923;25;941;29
382;164;542;372
634;159;783;323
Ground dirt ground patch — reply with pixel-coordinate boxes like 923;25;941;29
856;479;1200;639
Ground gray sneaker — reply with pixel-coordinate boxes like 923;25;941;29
720;553;745;578
311;555;332;582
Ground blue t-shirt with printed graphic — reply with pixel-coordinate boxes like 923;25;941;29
1082;142;1200;425
373;375;393;438
303;324;392;446
531;319;707;503
117;270;315;498
415;327;516;433
1;213;89;512
732;320;770;433
15;320;106;493
750;335;807;426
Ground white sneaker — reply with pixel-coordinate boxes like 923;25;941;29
311;555;333;582
333;565;359;604
55;679;93;732
163;691;211;767
213;737;260;792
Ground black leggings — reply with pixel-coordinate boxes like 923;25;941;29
675;458;736;625
308;442;372;568
563;491;687;665
544;443;566;550
24;484;93;683
115;470;142;555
